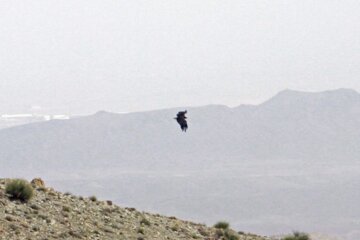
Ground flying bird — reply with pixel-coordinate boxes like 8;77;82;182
175;110;188;132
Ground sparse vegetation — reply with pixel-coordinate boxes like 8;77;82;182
5;179;34;202
215;229;224;237
282;231;310;240
215;228;239;240
192;233;199;239
214;221;229;230
224;230;239;240
213;221;239;240
89;195;97;202
137;228;145;234
170;224;179;231
198;227;209;237
62;205;71;212
140;217;151;226
0;178;266;240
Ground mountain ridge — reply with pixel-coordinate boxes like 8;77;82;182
1;88;359;238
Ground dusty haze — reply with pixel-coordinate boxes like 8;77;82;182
1;1;360;114
1;2;360;240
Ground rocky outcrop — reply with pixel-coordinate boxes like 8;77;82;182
30;178;45;188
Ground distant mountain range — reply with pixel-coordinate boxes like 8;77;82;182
0;114;70;129
1;89;360;239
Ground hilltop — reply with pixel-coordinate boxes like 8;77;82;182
0;178;267;240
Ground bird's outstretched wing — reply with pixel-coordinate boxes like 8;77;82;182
177;110;187;118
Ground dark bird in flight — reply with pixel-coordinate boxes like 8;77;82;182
175;110;188;132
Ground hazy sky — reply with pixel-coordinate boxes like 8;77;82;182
0;0;360;114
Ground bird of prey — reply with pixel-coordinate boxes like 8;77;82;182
175;110;188;132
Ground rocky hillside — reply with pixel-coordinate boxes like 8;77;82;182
0;178;268;240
